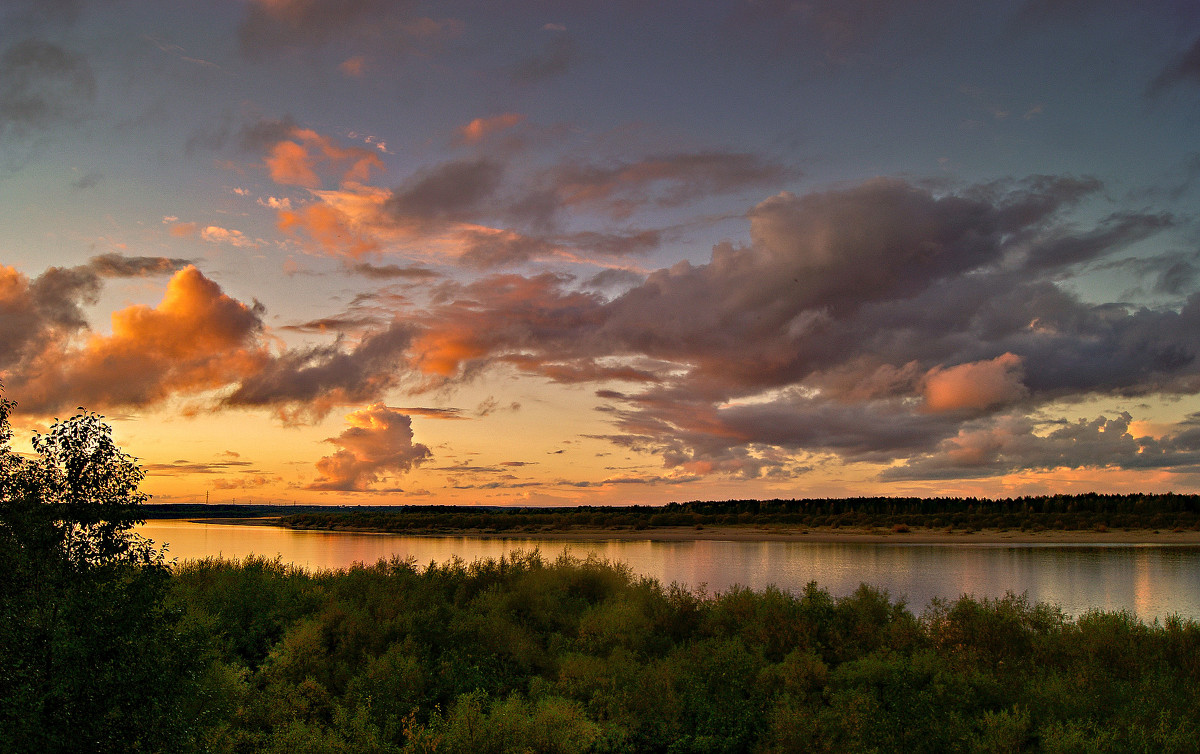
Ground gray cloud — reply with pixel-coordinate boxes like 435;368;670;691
536;152;796;220
0;39;95;142
274;147;795;266
238;114;300;153
29;173;1183;482
144;459;255;475
237;0;459;61
1;0;96;28
1148;35;1200;95
70;170;101;189
222;321;415;421
349;262;439;280
511;34;580;83
88;253;192;278
882;411;1200;481
455;229;554;269
382;158;505;227
239;0;402;56
726;0;940;66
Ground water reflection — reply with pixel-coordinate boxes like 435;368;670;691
139;520;1200;623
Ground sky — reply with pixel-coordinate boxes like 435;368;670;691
2;0;1200;507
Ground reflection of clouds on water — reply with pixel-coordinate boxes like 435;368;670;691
138;521;1200;623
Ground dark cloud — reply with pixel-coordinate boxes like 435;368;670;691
538;152;796;219
70;170;101;189
382;158;505;227
0;39;95;142
245;176;1194;432
1154;260;1198;296
0;265;98;369
88;253;192;278
726;0;936;65
309;404;431;491
222;321;415;421
882;411;1200;481
237;0;459;60
21;173;1185;483
281;315;383;334
564;229;661;256
239;0;400;56
511;34;580;83
349;262;439;280
601;389;959;477
584;268;646;290
269;146;794;264
1;0;96;28
1020;211;1174;273
1148;35;1200;95
364;175;1196;477
456;229;554;269
396;407;466;420
238;115;300;153
144;459;255;474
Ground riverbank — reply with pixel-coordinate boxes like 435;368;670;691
181;517;1200;545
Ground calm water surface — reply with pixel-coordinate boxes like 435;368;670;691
140;520;1200;623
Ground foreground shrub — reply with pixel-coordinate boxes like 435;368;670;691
165;551;1200;753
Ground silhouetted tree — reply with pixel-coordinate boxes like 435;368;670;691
0;394;197;753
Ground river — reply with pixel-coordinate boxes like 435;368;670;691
139;519;1200;623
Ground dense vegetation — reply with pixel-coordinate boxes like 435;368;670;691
278;494;1200;536
5;400;1200;752
0;400;201;752
169;551;1200;753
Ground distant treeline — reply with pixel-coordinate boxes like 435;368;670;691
143;503;394;519
279;493;1200;534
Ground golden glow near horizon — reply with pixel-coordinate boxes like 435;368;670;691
4;2;1200;505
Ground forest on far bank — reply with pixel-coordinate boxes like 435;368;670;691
268;493;1200;535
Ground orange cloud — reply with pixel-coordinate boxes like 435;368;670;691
278;202;380;258
11;266;269;412
339;55;367;77
310;404;431;490
0;266;33;313
265;128;383;188
169;221;198;238
266;139;320;187
410;329;490;377
922;353;1027;413
455;113;524;145
201;225;259;247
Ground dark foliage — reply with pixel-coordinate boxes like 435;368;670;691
277;494;1200;536
0;396;201;753
169;552;1200;753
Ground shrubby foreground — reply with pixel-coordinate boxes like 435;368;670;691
171;553;1200;753
3;403;1200;752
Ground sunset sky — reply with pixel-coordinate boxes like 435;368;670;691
3;0;1200;506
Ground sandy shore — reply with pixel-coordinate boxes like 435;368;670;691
184;518;1200;545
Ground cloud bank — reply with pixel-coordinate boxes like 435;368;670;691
5;175;1197;486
